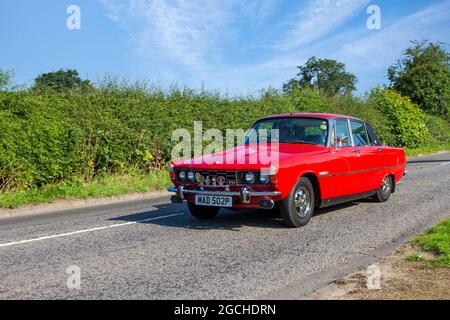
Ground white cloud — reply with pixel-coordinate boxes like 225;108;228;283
337;0;450;70
132;0;235;75
99;0;450;94
240;0;278;24
107;14;120;22
100;1;287;76
329;0;450;92
276;0;369;50
219;0;450;93
101;0;277;77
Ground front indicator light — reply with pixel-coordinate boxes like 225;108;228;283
269;175;277;185
168;164;175;179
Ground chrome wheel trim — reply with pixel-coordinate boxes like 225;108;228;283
381;177;391;196
294;186;311;218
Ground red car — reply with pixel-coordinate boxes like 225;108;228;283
168;113;407;227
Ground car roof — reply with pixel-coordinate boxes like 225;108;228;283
259;113;363;121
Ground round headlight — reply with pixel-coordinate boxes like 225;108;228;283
187;171;194;181
259;172;270;184
178;170;186;180
244;172;255;184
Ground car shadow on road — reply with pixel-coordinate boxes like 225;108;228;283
109;204;285;230
109;200;361;231
313;202;359;217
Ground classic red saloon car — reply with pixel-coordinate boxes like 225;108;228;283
168;113;407;227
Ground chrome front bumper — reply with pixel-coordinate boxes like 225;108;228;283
167;186;281;206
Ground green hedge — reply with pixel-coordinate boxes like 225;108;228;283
368;88;430;148
0;86;447;192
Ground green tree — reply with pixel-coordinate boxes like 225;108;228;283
369;88;429;148
33;69;93;92
0;69;13;90
388;40;450;117
283;57;357;96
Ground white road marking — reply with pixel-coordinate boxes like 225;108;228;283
0;212;184;248
440;162;450;166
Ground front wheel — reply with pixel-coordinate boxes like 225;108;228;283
279;177;315;228
187;202;220;220
373;175;393;202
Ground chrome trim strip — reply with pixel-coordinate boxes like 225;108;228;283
320;164;404;178
167;186;281;197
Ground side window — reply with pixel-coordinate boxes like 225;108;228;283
334;119;352;147
366;122;382;146
350;121;369;147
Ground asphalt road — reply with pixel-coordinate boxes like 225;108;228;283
0;152;449;299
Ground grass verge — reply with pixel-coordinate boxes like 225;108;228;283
405;143;450;156
317;218;450;299
412;219;450;267
0;170;171;209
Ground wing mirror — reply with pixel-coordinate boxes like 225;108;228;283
335;136;348;148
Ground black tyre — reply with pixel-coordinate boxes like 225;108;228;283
373;175;393;202
279;177;315;228
187;202;220;220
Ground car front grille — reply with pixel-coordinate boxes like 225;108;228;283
193;170;238;186
175;169;266;186
175;169;238;186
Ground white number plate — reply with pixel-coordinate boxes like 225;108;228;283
195;195;232;207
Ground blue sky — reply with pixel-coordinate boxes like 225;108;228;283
1;0;449;95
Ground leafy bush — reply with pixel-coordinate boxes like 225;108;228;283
0;83;444;193
368;88;429;148
425;115;450;145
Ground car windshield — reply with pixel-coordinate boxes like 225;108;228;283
244;117;329;146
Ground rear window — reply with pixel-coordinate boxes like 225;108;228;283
366;123;382;146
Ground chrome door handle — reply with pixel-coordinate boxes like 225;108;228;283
376;147;382;151
352;149;360;153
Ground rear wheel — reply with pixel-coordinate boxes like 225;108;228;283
279;177;315;228
187;202;220;219
373;175;393;202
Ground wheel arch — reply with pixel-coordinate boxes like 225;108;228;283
388;173;396;193
301;172;321;208
380;172;396;193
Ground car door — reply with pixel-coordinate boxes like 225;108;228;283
326;118;362;197
349;120;378;192
366;121;389;189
